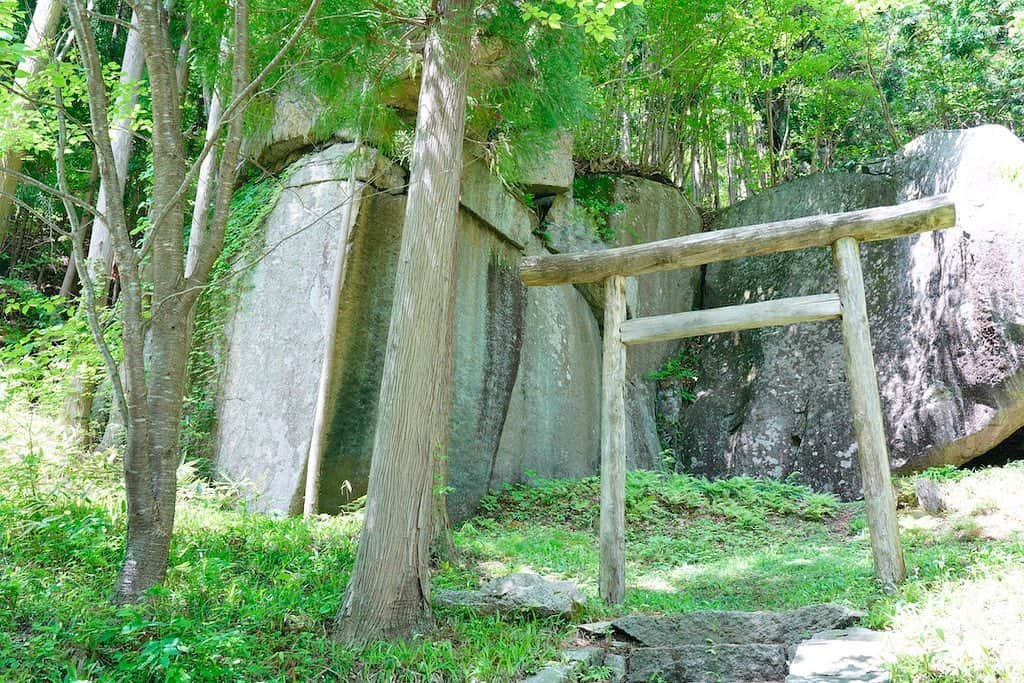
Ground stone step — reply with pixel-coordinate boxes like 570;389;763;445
626;644;789;683
785;628;890;683
612;604;863;647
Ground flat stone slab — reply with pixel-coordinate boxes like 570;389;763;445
577;620;614;636
436;573;585;618
627;644;789;683
786;628;890;682
613;604;863;647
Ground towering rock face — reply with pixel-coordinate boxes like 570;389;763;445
214;145;406;513
671;126;1024;498
883;126;1024;471
609;177;704;469
214;141;704;519
540;176;705;469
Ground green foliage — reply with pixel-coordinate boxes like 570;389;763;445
0;280;120;417
572;175;625;242
5;405;1024;680
917;464;969;482
478;470;840;536
646;352;697;383
0;443;571;682
521;0;645;41
570;0;1024;207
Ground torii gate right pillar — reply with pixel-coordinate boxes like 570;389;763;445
833;236;906;590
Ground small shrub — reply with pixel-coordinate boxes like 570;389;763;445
572;176;625;243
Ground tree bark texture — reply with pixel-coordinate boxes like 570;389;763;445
0;0;63;246
66;0;320;602
335;0;473;645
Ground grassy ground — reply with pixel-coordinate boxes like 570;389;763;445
1;398;1022;682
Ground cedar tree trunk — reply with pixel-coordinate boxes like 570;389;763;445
335;0;473;645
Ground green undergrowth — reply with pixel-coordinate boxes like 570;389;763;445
2;409;1023;681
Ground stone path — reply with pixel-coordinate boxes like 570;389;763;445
520;604;891;682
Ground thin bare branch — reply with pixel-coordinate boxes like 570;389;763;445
147;0;323;239
0;166;102;216
85;10;137;30
0;191;71;237
179;0;251;295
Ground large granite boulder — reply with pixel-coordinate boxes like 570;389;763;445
215;142;605;519
540;177;704;469
216;137;709;518
214;144;406;513
671;125;1024;498
515;130;574;196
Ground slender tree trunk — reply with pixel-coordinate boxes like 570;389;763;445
303;133;365;518
83;10;145;294
335;0;472;646
184;31;228;277
184;82;223;276
0;0;63;246
59;149;98;297
62;12;144;439
765;87;776;186
690;138;701;205
104;0;193;604
707;139;719;209
175;18;191;97
66;0;315;603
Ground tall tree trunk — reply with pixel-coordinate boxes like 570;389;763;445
335;0;472;646
0;0;63;247
66;0;315;604
84;10;145;294
690;138;701;205
106;0;195;604
184;88;223;275
765;87;776;186
59;148;98;296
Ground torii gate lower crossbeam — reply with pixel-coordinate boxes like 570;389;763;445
519;195;957;604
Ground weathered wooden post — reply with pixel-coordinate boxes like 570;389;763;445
600;275;627;604
833;236;906;589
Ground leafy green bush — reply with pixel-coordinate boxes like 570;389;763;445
477;470;840;534
572;176;625;242
0;280;120;419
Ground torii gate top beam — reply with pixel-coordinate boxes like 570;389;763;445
520;194;955;285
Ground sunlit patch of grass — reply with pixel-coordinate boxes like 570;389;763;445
887;561;1024;682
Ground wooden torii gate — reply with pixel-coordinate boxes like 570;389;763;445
519;194;957;604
